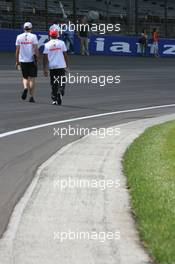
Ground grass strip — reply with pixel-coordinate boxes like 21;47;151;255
123;120;175;264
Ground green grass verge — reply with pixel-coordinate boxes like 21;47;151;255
123;120;175;264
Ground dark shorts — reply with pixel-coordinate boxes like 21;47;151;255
20;62;37;79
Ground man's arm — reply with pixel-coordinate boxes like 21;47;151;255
63;52;69;68
16;45;20;66
33;44;39;63
43;54;49;76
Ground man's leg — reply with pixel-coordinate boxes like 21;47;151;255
53;69;65;105
28;62;38;102
84;38;89;56
80;38;85;55
21;78;29;100
23;78;29;90
21;63;29;100
153;42;157;57
28;77;36;102
58;69;66;97
65;37;70;52
140;44;143;56
141;44;145;56
144;44;147;56
50;69;59;103
69;37;74;53
155;43;159;57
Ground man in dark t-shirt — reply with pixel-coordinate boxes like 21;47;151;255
77;17;90;56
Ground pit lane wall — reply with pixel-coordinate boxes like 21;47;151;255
0;28;175;57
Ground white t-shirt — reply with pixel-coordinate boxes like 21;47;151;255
16;32;38;62
43;39;67;69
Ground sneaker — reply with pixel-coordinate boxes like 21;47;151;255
29;97;35;103
21;89;28;100
52;101;57;105
57;93;62;105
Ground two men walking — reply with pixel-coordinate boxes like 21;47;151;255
15;22;68;105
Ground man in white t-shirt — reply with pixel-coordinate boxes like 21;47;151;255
16;22;39;103
43;28;68;105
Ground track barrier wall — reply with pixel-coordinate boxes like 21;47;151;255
0;28;175;57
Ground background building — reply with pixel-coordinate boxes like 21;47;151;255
0;0;175;37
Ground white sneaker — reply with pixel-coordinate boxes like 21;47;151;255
52;101;57;105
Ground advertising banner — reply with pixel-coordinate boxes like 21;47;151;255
0;28;175;57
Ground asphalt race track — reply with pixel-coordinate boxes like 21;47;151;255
0;53;175;237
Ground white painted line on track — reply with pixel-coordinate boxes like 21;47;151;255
1;104;175;138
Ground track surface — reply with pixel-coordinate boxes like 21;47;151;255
0;53;175;237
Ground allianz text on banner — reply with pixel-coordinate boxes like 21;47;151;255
0;29;175;56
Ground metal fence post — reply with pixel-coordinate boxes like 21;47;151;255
72;0;77;24
45;0;48;31
135;0;138;35
164;0;168;37
12;0;16;28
